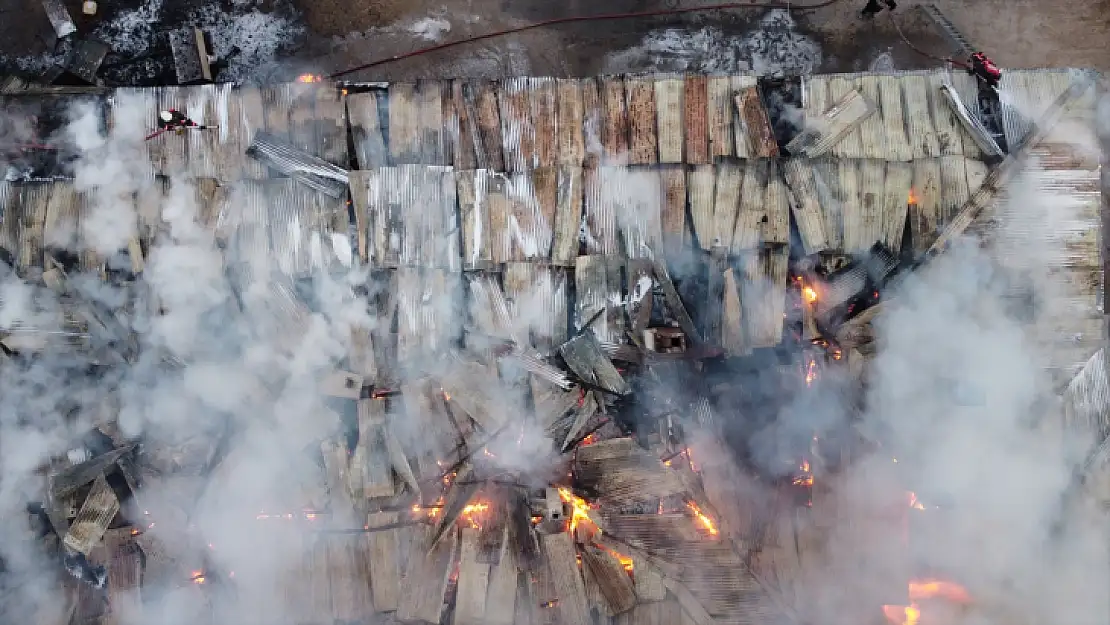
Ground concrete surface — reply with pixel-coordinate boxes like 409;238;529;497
1;0;1108;84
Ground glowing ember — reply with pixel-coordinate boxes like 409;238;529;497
686;502;719;536
461;502;490;529
558;488;595;534
907;188;919;205
190;570;206;585
580;433;597;446
601;546;635;573
297;74;321;83
803;286;818;303
792;460;814;487
805;358;818;386
413;496;446;519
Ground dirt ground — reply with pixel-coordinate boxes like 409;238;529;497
1;0;1108;83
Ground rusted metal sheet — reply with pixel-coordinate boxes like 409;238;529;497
927;72;965;156
530;77;558;167
684;75;709;164
504;262;568;347
348;91;389;169
712;162;743;251
731;160;769;251
786;88;874;158
487;173;511;264
626;77;657;165
880;161;913;252
500;77;536;172
473;82;505;171
600;77;629;163
552;166;584;266
449;80;478;170
938;155;971;224
416;80;446;164
581;78;603;167
457;169;493;270
964;157;990;195
388;83;420;164
826;76;865;158
659;164;687;256
556;79;585;166
901;74;940;159
764;161;791;246
583;167;618;255
183;84;233;180
782;160;829;254
735;87;779;158
845;159;886;253
911;157;943;253
857;76;887;159
267;181;346;276
688;165;715;250
877;75;913;161
654;77;684;163
707;76;735;158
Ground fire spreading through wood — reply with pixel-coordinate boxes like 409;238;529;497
6;65;1097;625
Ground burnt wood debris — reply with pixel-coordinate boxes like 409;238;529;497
0;52;1103;625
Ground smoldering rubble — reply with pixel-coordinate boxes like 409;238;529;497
0;64;1106;625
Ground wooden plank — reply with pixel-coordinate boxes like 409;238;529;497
732;159;770;251
782;160;829;254
707;76;735;158
857;76;887;159
582;546;636;616
688;165;715;249
484;538;517;625
877;75;913;161
534;166;559;253
601;77;629;163
396;525;458;624
451;80;478;170
735;87;779;158
705;249;727;348
684;75;710;164
367;511;402;611
658;164;687;257
542;532;590;625
348;170;371;265
712;162;743;250
457;169;492;270
655;77;684;163
356;400;394;498
348;91;389;169
500;77;536;173
557;79;586;166
881;161;913;252
455;527;491;625
902;75;941;159
911;158;943;253
552;166;584;266
849;159;886;252
389;83;420;164
531;77;558;167
473;82;505;171
763;161;791;245
64;475;119;555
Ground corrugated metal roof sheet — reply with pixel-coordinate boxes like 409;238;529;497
556;79;585;167
529;77;557;168
654;77;684;164
1063;348;1110;439
684;75;709;165
500;77;536;173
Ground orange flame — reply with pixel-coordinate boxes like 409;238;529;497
600;546;635;573
793;460;814;487
882;604;920;625
190;570;206;585
803;286;818;303
907;188;919;206
297;74;321;83
908;492;926;511
686;501;719;536
461;502;490;529
805;358;818;386
909;579;972;604
558;488;595;534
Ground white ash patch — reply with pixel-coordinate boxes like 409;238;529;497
91;0;166;56
738;10;822;76
869;49;896;72
408;17;452;41
189;4;305;83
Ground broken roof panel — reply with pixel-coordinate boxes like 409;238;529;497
600;76;629;163
500;77;536;172
556;79;585;167
530;77;558;168
999;69;1076;152
684;75;709;165
625;76;658;165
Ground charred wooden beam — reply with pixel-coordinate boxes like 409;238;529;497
541;532;591;625
367;511;404;611
397;525;458;623
651;256;702;345
41;0;76;39
169;28;214;85
59;39;109;86
52;445;135;499
454;527;491;625
581;545;636;616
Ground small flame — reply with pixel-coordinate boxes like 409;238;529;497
581;433;597;446
803;286;818;303
601;546;635;573
909;579;972;604
190;570;206;585
297;74;321;83
461;502;490;529
793;460;814;487
908;492;926;510
907;188;919;206
686;502;719;536
805;358;818;386
558;488;595;534
882;604;920;625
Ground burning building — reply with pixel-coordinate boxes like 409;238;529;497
0;63;1104;625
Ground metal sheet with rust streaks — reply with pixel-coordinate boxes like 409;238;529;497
499;77;535;172
735;87;779;158
556;79;585;166
654;77;684;163
600;77;629;163
684;75;709;164
530;77;558;168
388;83;420;164
707;76;734;159
626;77;658;165
472;82;505;171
